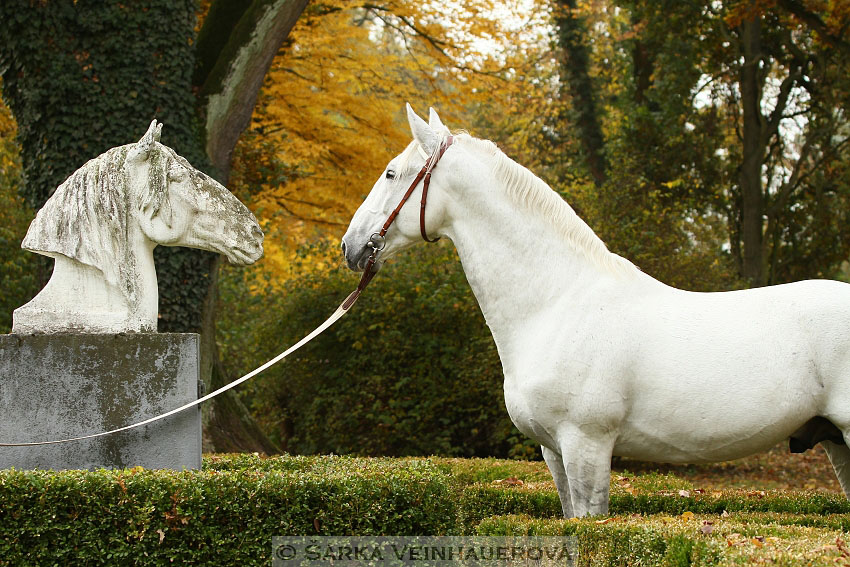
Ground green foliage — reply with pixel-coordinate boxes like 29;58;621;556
0;456;459;566
456;484;563;531
430;457;555;485
218;240;539;459
547;0;850;288
0;0;205;208
609;488;850;516
476;512;850;566
0;103;40;331
0;0;215;332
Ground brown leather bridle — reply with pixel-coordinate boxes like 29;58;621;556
342;135;454;309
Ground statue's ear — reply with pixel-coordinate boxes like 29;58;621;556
428;107;447;134
406;103;438;156
130;120;162;162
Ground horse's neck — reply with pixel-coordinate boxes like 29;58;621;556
14;243;158;333
444;186;633;351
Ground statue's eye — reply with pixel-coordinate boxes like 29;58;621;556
385;169;396;180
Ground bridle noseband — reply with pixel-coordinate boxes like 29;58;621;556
342;135;454;309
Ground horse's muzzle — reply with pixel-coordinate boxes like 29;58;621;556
341;239;378;272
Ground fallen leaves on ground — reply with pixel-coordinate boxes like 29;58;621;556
612;443;841;493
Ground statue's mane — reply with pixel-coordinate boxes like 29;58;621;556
21;142;173;308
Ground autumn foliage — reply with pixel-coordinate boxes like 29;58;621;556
2;0;849;456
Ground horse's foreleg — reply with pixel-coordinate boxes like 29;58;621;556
822;440;850;498
542;445;573;517
559;432;616;517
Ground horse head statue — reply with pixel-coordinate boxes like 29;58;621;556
13;120;264;334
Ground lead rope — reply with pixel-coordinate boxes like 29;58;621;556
0;289;364;447
0;137;453;448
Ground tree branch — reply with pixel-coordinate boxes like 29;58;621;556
193;0;254;90
364;4;512;81
775;0;850;56
761;69;800;148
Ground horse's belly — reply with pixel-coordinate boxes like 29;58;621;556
612;392;820;463
612;424;795;464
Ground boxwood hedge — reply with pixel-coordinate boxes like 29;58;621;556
1;456;457;566
2;454;849;565
476;513;850;566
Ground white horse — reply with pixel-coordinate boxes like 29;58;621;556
342;104;850;518
13;120;264;334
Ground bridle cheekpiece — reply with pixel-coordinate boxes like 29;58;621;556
342;135;454;309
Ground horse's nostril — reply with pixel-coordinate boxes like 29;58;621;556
341;241;347;255
252;225;263;239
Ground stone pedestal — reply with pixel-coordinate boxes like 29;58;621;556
0;333;201;470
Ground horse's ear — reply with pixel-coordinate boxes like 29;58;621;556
428;107;447;134
131;120;162;162
406;103;438;155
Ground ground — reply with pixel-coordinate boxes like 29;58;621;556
613;442;841;493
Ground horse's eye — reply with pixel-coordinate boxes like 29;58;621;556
385;169;395;180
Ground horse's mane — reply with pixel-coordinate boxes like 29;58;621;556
473;134;639;278
22;142;174;308
403;130;639;279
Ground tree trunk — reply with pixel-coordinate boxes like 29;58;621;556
193;0;307;453
0;0;307;454
738;17;766;285
553;0;609;187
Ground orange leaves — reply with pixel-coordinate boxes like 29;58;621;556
492;476;524;486
228;0;553;280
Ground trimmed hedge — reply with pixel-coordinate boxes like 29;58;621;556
0;457;458;566
476;513;850;566
3;454;850;565
610;488;850;516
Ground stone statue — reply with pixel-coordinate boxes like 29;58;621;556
12;120;264;334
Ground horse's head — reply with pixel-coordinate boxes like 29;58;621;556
22;120;263;310
341;104;455;272
127;121;264;266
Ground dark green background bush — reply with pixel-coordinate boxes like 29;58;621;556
218;242;539;459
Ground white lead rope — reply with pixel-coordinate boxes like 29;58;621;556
0;289;362;447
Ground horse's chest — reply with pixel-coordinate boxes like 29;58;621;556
495;308;631;447
502;357;628;450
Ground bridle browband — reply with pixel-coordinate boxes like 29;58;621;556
342;135;454;309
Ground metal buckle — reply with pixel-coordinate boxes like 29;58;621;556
366;233;386;254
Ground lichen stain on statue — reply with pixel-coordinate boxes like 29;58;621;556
12;120;264;334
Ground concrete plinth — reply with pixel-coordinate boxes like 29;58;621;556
0;333;201;470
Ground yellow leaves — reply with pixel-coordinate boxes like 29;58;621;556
228;0;553;285
0;82;21;178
